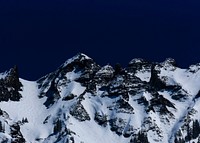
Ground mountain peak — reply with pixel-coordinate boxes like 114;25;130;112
96;64;114;76
161;58;177;67
129;58;147;65
1;54;200;143
62;53;93;67
75;52;92;60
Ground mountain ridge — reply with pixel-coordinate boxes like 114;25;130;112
0;53;200;143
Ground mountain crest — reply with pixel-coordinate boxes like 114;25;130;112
62;52;92;67
129;58;147;65
0;54;200;143
161;58;177;67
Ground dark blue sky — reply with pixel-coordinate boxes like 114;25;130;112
0;0;200;80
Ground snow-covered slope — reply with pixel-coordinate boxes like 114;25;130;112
0;53;200;143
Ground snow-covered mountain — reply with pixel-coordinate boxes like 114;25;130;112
0;53;200;143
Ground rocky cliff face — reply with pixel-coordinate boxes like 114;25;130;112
0;53;200;143
0;66;22;102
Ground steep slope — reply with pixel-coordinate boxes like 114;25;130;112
0;53;200;143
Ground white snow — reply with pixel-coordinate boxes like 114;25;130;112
0;79;51;142
69;119;129;143
129;58;145;64
62;53;91;67
96;65;114;75
160;67;200;95
135;70;151;82
60;81;86;97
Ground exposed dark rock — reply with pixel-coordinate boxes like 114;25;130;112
0;66;23;102
127;58;151;74
149;65;167;90
70;102;90;121
130;131;149;143
10;123;25;143
137;96;149;106
62;94;76;101
114;63;123;75
195;90;200;99
108;98;134;114
109;118;126;136
94;112;108;127
43;82;60;108
53;119;62;134
151;95;176;109
162;58;177;67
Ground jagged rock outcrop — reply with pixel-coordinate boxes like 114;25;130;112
0;66;22;102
